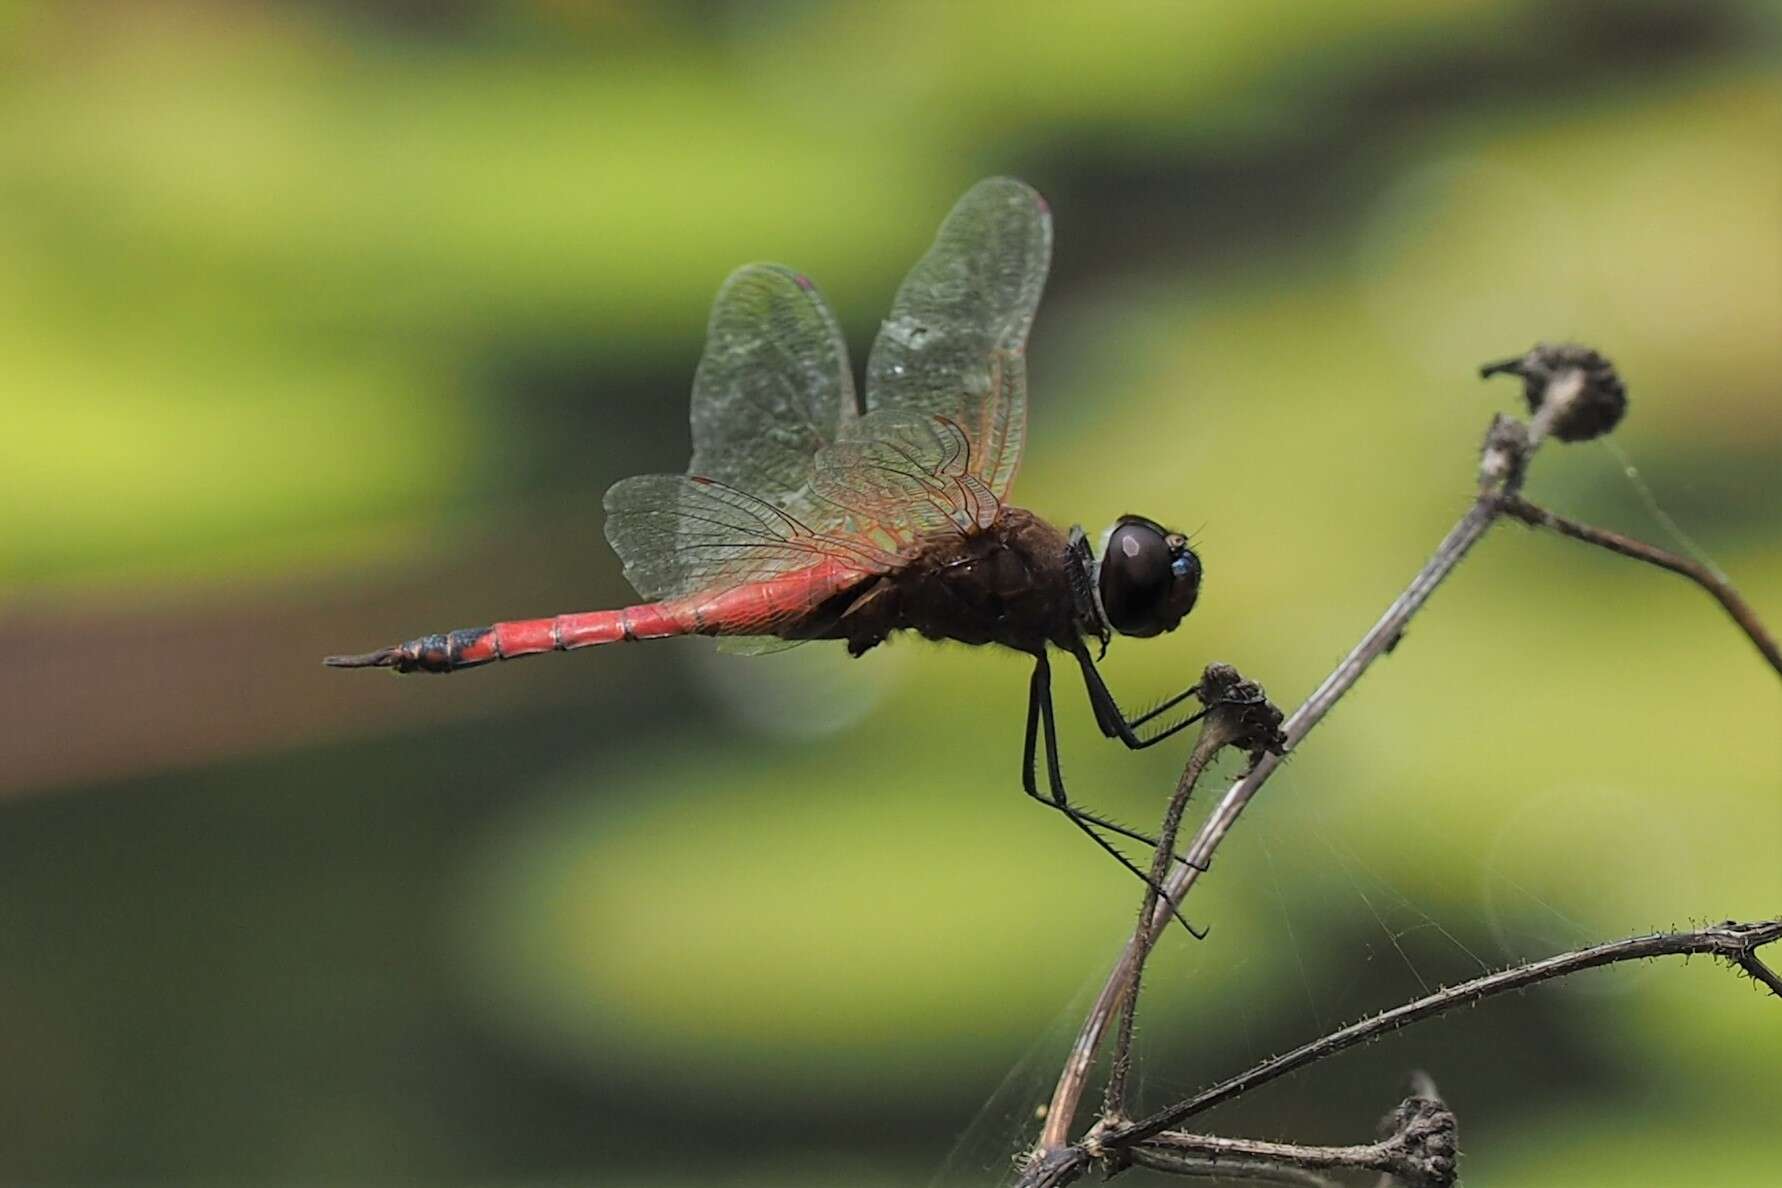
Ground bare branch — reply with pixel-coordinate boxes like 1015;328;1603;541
1033;407;1553;1157
1129;1085;1457;1188
1128;1149;1339;1186
1105;919;1781;1150
1021;920;1778;1186
1736;949;1782;999
1100;737;1221;1129
1007;348;1773;1187
1104;667;1285;1128
1500;493;1782;680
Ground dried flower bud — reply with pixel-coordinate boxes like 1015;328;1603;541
1379;1088;1459;1188
1479;343;1627;442
1197;663;1286;764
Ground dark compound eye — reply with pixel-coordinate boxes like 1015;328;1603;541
1099;515;1202;638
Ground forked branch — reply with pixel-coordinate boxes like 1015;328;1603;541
1013;345;1781;1186
1105;918;1781;1150
1102;665;1286;1131
1129;1074;1456;1188
1020;919;1781;1186
1034;390;1564;1157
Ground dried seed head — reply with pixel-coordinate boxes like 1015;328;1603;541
1196;663;1286;764
1379;1087;1460;1188
1479;343;1627;442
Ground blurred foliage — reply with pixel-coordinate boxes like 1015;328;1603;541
1;2;1779;1185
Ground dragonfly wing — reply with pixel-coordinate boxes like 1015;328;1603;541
813;410;999;539
688;264;858;520
604;473;894;602
715;635;807;656
865;177;1052;502
603;190;1047;643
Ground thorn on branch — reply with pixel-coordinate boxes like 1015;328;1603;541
1723;920;1782;997
1480;342;1627;443
1737;953;1782;998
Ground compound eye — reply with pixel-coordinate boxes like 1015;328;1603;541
1100;517;1175;637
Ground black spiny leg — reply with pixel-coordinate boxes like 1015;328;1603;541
1023;655;1207;939
1073;643;1218;751
1020;658;1184;855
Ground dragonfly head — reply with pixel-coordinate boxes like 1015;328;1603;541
1098;515;1201;638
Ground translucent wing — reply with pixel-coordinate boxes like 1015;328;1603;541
603;473;898;657
605;264;882;614
814;410;999;536
605;188;1039;643
687;263;858;520
865;177;1052;501
603;474;894;603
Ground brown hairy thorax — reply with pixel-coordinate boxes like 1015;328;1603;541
806;507;1082;658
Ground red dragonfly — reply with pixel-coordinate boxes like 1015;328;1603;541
329;179;1209;925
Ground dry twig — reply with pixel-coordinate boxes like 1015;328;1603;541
1011;345;1781;1186
1022;919;1780;1186
1034;397;1559;1159
1500;493;1782;679
1107;919;1781;1148
1129;1074;1456;1187
1102;666;1284;1130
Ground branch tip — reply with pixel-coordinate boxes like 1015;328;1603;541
1195;663;1287;764
1480;342;1627;443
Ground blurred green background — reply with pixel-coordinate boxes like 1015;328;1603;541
2;2;1779;1185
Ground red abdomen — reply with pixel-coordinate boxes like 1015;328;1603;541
324;558;869;674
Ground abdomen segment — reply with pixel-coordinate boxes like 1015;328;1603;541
324;560;869;674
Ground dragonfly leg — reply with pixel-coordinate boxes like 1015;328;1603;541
1024;655;1208;939
1072;644;1249;752
1019;662;1188;855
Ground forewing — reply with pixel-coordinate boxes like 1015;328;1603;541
688;264;858;513
865;177;1052;500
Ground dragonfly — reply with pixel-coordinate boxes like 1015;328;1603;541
328;178;1211;925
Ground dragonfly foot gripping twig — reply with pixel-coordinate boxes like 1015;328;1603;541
1014;344;1782;1186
